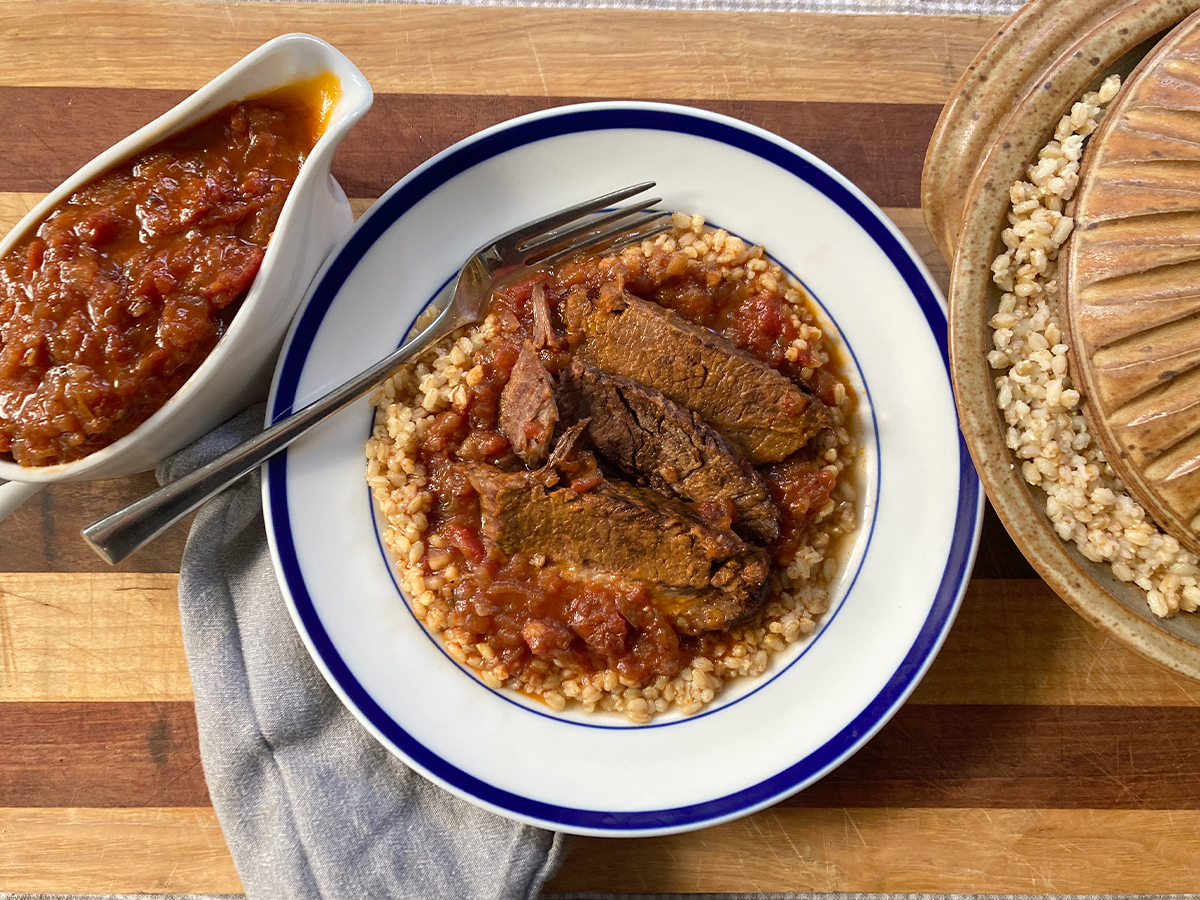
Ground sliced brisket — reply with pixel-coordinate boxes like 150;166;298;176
567;288;832;464
498;341;558;467
530;282;562;350
559;358;780;542
468;462;770;634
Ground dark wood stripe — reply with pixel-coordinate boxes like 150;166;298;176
0;473;190;573
7;700;1200;809
970;502;1038;579
788;704;1200;810
0;88;940;209
0;702;206;807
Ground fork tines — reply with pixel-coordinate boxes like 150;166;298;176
502;182;671;266
533;206;672;266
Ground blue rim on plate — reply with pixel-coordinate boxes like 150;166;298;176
264;101;984;835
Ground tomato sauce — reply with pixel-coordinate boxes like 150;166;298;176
0;77;336;465
446;552;700;684
416;238;849;688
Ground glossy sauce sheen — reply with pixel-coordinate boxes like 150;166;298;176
0;76;336;466
419;246;851;687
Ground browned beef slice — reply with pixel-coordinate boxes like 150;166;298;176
468;463;770;634
568;289;832;464
498;341;558;467
559;358;780;542
530;282;562;350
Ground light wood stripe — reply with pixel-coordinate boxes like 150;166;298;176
8;806;1200;894
0;573;190;703
0;191;39;233
0;2;999;105
914;580;1200;706
3;574;1200;705
348;196;375;221
550;807;1200;893
0;807;241;894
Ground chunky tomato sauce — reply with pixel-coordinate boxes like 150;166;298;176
416;240;851;688
0;77;336;465
419;405;703;683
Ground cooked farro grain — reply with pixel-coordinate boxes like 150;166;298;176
986;74;1200;618
366;216;861;721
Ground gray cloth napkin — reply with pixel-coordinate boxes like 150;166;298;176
157;404;569;900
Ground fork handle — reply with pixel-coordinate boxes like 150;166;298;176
81;310;457;565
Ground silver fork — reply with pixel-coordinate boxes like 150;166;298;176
82;182;669;564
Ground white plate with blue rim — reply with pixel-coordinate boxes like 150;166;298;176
263;101;983;837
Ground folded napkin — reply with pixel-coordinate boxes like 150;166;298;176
158;405;569;900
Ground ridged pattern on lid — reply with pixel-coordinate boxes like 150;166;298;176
1067;9;1200;555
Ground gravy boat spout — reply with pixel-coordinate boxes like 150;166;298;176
0;34;374;521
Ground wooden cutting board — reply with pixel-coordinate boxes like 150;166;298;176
6;2;1200;894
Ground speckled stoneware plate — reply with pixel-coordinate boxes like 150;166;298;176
263;102;982;836
922;0;1200;263
930;0;1200;679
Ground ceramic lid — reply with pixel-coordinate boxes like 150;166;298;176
1066;8;1200;556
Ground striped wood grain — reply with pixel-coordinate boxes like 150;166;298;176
0;573;189;702
549;808;1200;894
9;806;1200;895
0;471;193;575
0;702;206;807
0;2;1000;104
3;575;1199;706
0;192;38;229
0;807;242;895
1;89;939;205
6;6;1198;898
7;698;1200;810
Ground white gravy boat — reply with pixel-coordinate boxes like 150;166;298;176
0;33;373;522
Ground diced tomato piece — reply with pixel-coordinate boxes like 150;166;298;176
765;456;838;561
442;522;486;565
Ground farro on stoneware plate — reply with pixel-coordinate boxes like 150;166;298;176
928;0;1200;681
263;101;982;836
